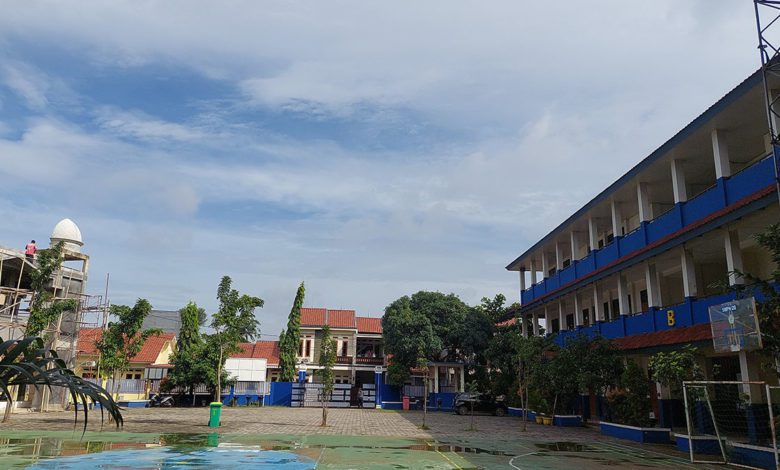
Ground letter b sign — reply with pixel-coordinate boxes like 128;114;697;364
667;310;675;327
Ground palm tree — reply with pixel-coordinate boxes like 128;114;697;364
1;336;122;429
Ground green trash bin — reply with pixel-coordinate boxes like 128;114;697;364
208;402;222;427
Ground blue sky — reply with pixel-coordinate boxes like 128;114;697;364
0;1;763;338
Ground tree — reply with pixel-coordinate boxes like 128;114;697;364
210;276;264;402
479;293;507;323
649;346;703;397
465;380;479;431
609;360;652;427
382;296;440;386
318;324;336;427
406;291;469;360
95;299;162;401
279;282;305;382
0;336;123;427
25;242;79;338
164;302;207;404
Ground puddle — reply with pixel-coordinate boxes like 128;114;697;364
535;441;595;452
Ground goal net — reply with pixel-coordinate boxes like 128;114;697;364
683;381;779;469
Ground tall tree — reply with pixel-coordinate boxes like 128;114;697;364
318;324;336;427
382;296;440;386
279;282;305;382
95;298;162;400
164;302;208;404
25;242;79;338
407;291;469;360
210;276;264;402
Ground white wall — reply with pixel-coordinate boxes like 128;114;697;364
224;358;267;382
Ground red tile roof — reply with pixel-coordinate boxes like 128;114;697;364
300;308;326;326
327;309;356;328
77;328;175;364
356;316;382;334
496;318;517;327
300;308;358;329
228;340;280;366
612;324;712;351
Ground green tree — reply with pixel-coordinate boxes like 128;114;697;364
609;360;652;427
95;299;162;400
25;242;79;338
164;302;207;404
382;296;440;386
279;282;305;382
318;324;336;427
209;276;264;402
479;293;507;323
649;346;703;397
406;291;469;360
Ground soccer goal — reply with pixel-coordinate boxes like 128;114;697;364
682;381;779;469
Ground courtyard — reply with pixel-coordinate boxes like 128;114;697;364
0;408;723;469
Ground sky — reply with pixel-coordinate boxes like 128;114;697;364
0;1;763;339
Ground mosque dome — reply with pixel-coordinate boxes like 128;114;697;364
50;218;84;252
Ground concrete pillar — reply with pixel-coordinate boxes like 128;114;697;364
574;293;583;327
724;229;744;286
617;275;630;315
532;311;540;336
680;247;698;298
570;231;580;261
671;159;688;203
519;270;526;292
459;365;465;393
645;263;661;308
542;252;550;277
558;301;566;331
555;242;564;271
611;200;623;238
712;129;731;179
433;366;439;394
637;182;652;222
739;351;764;402
530;260;538;284
592;284;603;322
588;217;598;251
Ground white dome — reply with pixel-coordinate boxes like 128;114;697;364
50;218;83;252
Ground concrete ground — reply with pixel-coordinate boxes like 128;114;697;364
0;407;723;469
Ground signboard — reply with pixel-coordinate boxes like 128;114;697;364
708;297;762;353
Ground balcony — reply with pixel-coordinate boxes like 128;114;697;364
335;356;352;365
355;356;384;366
520;154;776;306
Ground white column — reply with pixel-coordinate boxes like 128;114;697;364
645;263;661;308
617;275;630;315
739;351;763;402
574;293;583;327
712;129;731;179
611;200;623;237
433;366;439;393
570;231;580;261
588;217;598;251
530;260;538;284
555;243;564;271
542;252;550;277
459;365;465;393
558;301;566;331
680;247;698;298
671;159;688;203
637;182;652;222
519;270;526;292
592;284;603;322
532;311;540;336
724;229;744;286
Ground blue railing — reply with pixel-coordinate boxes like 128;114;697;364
552;286;776;347
520;155;776;306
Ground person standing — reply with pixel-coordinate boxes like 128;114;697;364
24;240;37;261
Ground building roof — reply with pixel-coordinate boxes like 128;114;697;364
300;307;382;333
77;328;176;364
496;317;517;327
612;324;712;351
506;69;764;271
229;340;280;366
356;317;382;334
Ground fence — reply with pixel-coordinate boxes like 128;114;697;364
292;383;375;408
683;381;779;469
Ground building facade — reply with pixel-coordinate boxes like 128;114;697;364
506;69;779;426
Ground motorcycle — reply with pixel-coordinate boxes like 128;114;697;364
146;393;174;407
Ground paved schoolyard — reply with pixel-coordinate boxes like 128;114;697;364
0;408;722;469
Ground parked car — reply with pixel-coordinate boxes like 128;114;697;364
453;392;507;417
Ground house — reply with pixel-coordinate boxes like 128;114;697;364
506;68;780;428
75;327;177;402
295;308;385;386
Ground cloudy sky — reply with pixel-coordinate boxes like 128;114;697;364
0;1;762;338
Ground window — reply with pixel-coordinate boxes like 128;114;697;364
598;239;604;249
551;318;560;333
304;339;311;358
606;234;614;244
603;301;610;319
640;289;649;311
611;299;620;319
340;340;348;356
583;308;590;326
563;259;571;268
299;340;304;357
125;373;133;379
566;314;574;330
